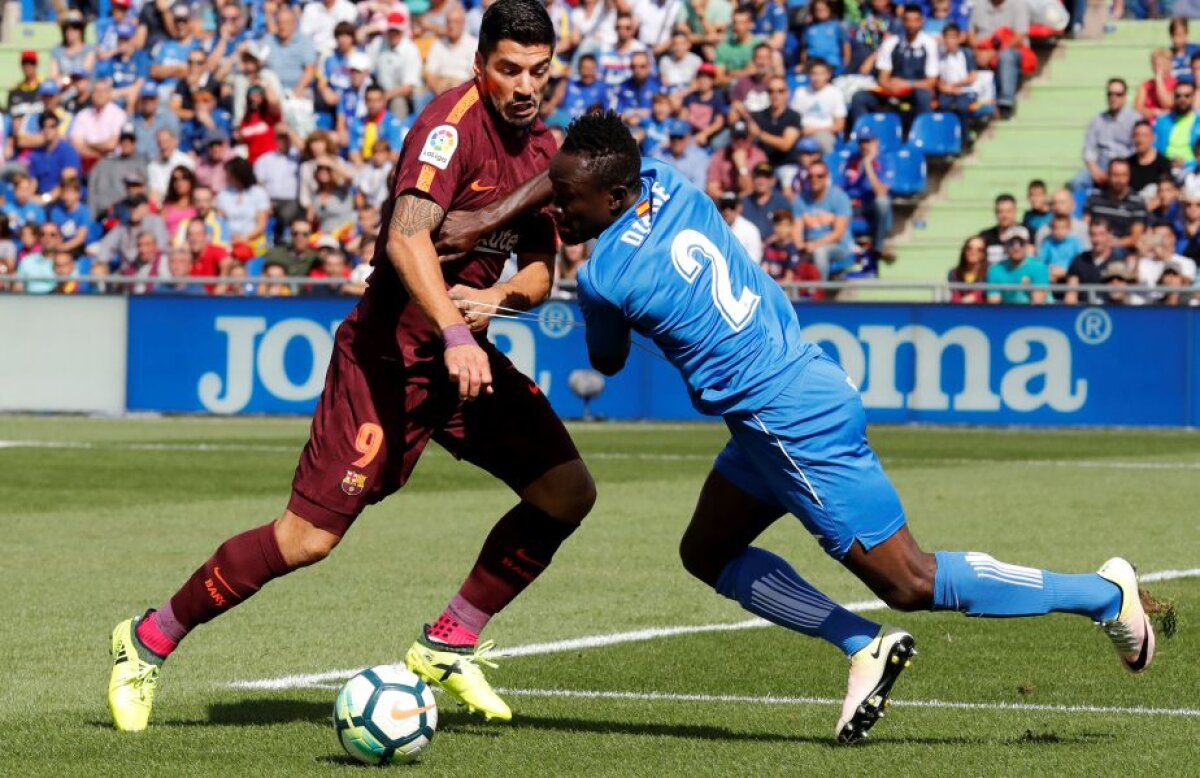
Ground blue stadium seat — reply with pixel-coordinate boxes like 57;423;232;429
245;257;266;277
884;143;927;197
852;113;902;153
909;112;963;156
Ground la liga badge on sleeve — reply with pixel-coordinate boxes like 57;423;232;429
418;125;459;170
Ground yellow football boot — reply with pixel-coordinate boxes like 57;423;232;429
108;616;164;732
405;630;512;722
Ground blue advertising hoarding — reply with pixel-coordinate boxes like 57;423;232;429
127;297;1198;427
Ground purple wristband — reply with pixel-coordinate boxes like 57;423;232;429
442;324;475;348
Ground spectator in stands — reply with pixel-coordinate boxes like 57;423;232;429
1126;119;1173;196
741;76;802;185
70;79;129;172
28;114;82;201
1176;189;1200;263
659;30;703;94
131;85;180;161
266;5;318;98
52;250;79;294
936;23;978;131
793;159;854;278
260;261;296;297
949;235;989;303
13;81;62;152
573;0;618;56
96;0;137;60
426;7;478;95
1037;212;1084;282
1135;48;1175;120
347;85;405;165
148;127;194;205
309;160;356;235
1065;218;1126;304
183;216;229;277
658;119;711;190
548;54;610;121
979;193;1020;264
600;13;650;87
681;0;730;51
301;0;359;56
841;126;892;255
3;174;44;231
174;46;221;123
104;22;149;109
150;4;194;99
849;0;900;76
49;179;97;257
308;247;353;296
1154;81;1200;165
742;163;790;241
730;44;773;114
14;222;61;295
969;0;1030;117
51;11;96;84
9;51;44;126
718;190;764;262
639;94;675;155
1147;173;1181;223
1084;158;1147;250
264;218;319;276
96;194;169;269
215;263;250;296
1072;78;1138;196
789;138;825;198
237;85;282;164
155;246;208;295
616;52;663;127
1136;223;1197;302
161;167;198;238
1021;179;1051;235
849;5;939;131
716;6;761;80
217;158;271;255
354;138;393;210
762;209;805;281
634;0;684;55
683;63;728;147
748;0;787;51
177;184;230;249
122;229;169;290
372;11;425;118
802;0;850;76
195;130;232;194
706;120;767;199
88;124;148;219
1034;187;1089;249
789;59;845;154
986;227;1047;303
1169;17;1199;79
257;126;303;240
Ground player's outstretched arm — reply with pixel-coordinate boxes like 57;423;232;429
450;251;554;332
388;192;494;400
435;171;552;257
578;295;632;377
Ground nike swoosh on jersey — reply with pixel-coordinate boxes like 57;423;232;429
469;180;497;192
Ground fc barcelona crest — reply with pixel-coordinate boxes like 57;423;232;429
341;470;367;496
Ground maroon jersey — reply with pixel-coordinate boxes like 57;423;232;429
348;81;557;365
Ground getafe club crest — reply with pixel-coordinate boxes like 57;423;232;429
341;470;367;496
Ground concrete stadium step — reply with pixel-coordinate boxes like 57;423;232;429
3;22;62;51
888;20;1161;286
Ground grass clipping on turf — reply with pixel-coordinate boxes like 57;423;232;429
1140;588;1179;638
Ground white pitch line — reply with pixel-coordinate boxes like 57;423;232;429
5;438;1200;470
489;687;1200;719
228;567;1200;692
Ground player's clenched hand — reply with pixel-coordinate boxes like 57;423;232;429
434;210;484;258
449;284;499;332
444;341;493;400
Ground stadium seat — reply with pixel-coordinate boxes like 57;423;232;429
245;257;266;277
884;143;927;198
909;112;963;156
852;113;902;153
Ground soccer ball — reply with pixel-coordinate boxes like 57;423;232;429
333;665;438;765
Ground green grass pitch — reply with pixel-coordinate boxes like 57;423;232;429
0;415;1196;776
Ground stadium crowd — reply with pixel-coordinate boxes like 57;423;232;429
952;17;1200;305
0;0;1087;297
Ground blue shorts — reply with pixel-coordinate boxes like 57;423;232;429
713;354;907;560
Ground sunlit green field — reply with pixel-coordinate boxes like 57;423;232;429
1;416;1195;776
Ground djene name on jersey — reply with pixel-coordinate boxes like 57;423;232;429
620;181;672;248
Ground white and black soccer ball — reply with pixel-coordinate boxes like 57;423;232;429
333;665;437;765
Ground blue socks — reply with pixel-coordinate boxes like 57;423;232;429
716;547;879;656
933;551;1121;621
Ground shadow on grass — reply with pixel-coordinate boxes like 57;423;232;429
124;699;1116;751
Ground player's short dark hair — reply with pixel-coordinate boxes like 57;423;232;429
478;0;556;60
562;110;641;192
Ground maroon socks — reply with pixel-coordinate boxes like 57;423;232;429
429;502;578;647
137;522;293;659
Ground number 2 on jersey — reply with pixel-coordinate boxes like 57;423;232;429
670;229;760;332
352;423;384;467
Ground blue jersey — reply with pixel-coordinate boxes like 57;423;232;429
577;160;821;417
561;79;611;118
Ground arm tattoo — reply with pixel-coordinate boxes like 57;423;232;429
390;194;445;238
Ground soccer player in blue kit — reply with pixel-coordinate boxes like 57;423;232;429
544;112;1157;743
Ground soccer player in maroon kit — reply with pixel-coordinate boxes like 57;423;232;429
108;0;595;731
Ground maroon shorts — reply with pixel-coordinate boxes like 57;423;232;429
287;331;581;536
